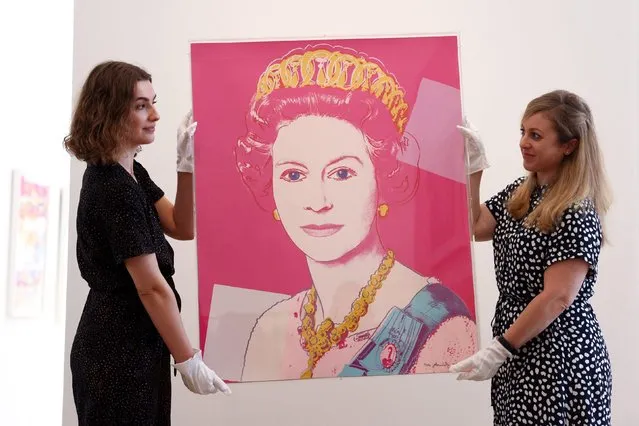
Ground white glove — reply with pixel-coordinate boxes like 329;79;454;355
173;349;231;395
176;110;198;173
457;117;490;174
449;337;513;381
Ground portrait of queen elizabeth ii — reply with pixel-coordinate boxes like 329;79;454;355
190;36;477;382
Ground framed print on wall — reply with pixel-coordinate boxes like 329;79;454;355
6;170;61;319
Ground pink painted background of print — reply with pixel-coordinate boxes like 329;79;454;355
190;36;474;350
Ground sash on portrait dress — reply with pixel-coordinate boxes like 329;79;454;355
339;283;471;377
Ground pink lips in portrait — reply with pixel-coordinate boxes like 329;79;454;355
300;224;344;237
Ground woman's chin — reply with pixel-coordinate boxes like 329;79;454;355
290;228;377;264
297;241;357;264
303;249;350;264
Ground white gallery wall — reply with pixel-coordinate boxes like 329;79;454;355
0;1;73;425
64;0;639;425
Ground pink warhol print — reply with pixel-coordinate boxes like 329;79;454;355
191;36;477;382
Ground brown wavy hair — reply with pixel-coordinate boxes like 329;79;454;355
63;61;151;164
507;90;612;235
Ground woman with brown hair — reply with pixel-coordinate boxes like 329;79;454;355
450;90;613;425
65;60;230;425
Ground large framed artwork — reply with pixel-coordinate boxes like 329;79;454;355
6;170;61;319
190;34;477;382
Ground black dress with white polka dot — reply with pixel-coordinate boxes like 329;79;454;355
485;177;612;426
70;160;179;425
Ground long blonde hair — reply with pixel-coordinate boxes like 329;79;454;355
507;90;612;236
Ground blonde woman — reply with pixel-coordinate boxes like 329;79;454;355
450;90;612;425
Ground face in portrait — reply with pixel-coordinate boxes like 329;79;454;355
272;115;379;263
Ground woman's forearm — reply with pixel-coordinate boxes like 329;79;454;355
469;170;483;226
138;284;195;363
503;291;569;349
173;172;194;239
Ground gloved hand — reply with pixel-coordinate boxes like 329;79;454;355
449;337;513;381
176;110;198;173
457;117;490;174
173;349;232;395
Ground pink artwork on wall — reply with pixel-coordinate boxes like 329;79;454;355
7;172;51;318
190;35;477;383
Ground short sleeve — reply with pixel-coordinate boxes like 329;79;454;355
545;201;602;269
484;176;525;222
134;160;165;203
101;183;155;264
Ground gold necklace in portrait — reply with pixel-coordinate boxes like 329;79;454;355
299;250;395;379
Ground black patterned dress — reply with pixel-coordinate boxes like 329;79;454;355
70;160;179;425
485;177;612;426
